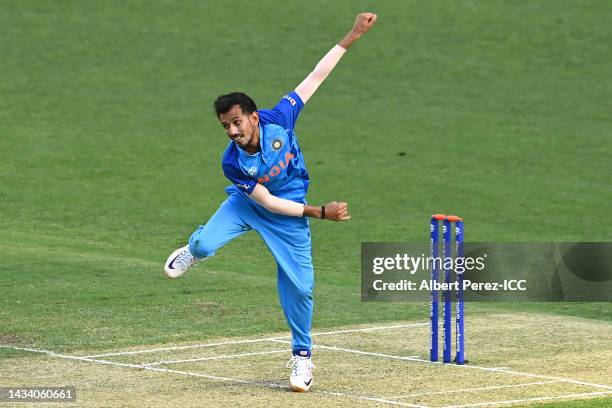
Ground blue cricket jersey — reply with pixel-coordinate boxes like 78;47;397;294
221;91;310;204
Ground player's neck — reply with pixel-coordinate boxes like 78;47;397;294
243;127;261;154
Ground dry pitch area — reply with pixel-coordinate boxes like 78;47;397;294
1;313;611;407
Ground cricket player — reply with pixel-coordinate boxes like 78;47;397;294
164;12;377;392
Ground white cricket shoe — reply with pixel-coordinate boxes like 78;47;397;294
164;245;202;278
288;355;315;392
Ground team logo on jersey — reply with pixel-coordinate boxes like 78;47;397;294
248;166;257;176
283;94;297;106
272;139;283;151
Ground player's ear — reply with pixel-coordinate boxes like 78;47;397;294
250;111;259;126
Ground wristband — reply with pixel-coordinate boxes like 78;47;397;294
321;206;325;219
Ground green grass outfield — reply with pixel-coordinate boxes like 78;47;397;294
1;1;611;407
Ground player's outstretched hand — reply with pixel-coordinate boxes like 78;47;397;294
339;12;377;49
324;201;351;221
351;12;377;38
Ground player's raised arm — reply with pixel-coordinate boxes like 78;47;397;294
250;184;350;221
295;12;377;104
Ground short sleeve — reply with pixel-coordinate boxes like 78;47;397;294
222;148;257;195
265;91;304;130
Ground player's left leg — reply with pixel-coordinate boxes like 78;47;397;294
164;190;252;278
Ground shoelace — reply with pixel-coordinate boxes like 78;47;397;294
174;249;198;270
287;355;314;377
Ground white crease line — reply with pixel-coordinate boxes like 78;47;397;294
311;323;428;337
441;391;612;408
1;345;281;386
269;339;434;364
319;390;430;408
143;349;291;366
5;344;609;408
268;340;612;392
477;368;612;391
1;345;429;408
81;338;280;358
387;380;564;398
80;322;428;358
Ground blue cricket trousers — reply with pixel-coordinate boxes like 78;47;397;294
188;188;314;352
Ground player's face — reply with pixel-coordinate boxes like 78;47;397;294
219;105;259;152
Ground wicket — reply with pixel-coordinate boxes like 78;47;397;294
429;214;465;364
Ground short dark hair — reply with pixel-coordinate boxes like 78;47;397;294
213;92;257;117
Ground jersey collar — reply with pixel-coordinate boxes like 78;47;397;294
258;123;271;165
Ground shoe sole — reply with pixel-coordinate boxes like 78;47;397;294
290;379;313;392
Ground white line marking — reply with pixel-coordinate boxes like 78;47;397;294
1;346;279;385
82;338;280;358
1;345;431;408
5;321;612;408
143;349;291;366
269;339;430;363
387;380;564;398
441;391;612;408
319;390;430;407
268;340;612;391
81;322;428;358
476;368;612;391
311;323;428;337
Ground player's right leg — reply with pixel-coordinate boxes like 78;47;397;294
251;212;315;391
164;193;251;278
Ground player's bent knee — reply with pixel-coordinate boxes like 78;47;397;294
189;239;216;259
294;287;313;301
